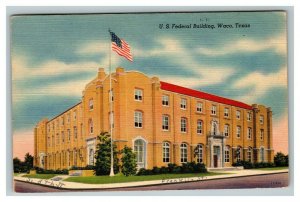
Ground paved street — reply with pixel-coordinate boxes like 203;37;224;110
14;172;288;193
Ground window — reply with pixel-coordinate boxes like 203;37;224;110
162;115;169;131
180;98;187;109
80;123;83;137
134;111;143;128
236;126;241;138
162;142;170;163
162;95;169;106
247;148;252;162
181;117;187;133
89;99;94;110
247;127;252;139
67;129;71;142
224;108;229;117
224;124;230;137
48;137;51;146
134;89;143;101
56;133;59;144
180;143;188;163
260;129;264;141
52;135;54;146
247;112;252;121
67;113;70;123
212;122;217;135
89;149;94;165
74;126;77;139
211;105;217;115
260;147;265;162
61;116;64;125
197;120;203;134
236;147;241;162
196;144;203;163
225;146;230;163
260;115;264;124
61;131;64;143
196;102;203;113
236;110;241;119
73;111;77;121
89;119;93;134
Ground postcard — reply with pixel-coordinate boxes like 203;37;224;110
11;11;289;193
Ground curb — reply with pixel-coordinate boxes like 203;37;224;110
14;170;289;191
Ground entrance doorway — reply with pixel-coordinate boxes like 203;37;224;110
213;146;220;168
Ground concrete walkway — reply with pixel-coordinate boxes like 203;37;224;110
14;169;288;190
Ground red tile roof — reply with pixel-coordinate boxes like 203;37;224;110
160;81;252;110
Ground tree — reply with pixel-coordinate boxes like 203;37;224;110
24;153;34;171
13;157;22;173
274;152;288;167
120;145;137;176
94;132;119;175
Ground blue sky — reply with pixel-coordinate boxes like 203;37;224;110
12;12;288;135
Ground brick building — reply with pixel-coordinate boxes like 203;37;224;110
34;67;274;170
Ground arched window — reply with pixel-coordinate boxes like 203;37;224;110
88;148;94;165
134;139;146;169
225;146;230;163
89;119;93;134
162;142;170;163
213;122;217;135
196;144;203;163
247;147;252;162
180;143;188;163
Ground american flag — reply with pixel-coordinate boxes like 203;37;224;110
109;31;133;62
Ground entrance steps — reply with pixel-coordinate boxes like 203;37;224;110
207;166;244;172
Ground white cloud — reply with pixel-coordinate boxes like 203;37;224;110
76;40;109;55
197;33;287;56
231;66;287;103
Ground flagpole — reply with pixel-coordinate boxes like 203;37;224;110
109;29;115;177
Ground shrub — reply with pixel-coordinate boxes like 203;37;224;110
167;163;176;173
274;152;288;167
160;166;169;174
120;146;137;176
152;167;160;174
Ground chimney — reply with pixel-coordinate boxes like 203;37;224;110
98;68;106;80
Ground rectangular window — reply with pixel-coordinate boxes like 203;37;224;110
162;95;169;106
61;117;64;125
211;105;217;115
180;98;187;109
260;115;264;124
224;108;229;117
247;112;252;121
260;129;264;141
225;149;230;163
224;124;229;137
236;110;241;119
52;135;54;146
197;120;202;134
247;127;252;139
109;112;114;128
236;126;241;138
74;126;77;139
134;89;143;101
48;137;50;146
196;102;203;113
67;129;71;142
56;133;59;144
181;117;187;133
61;132;64;143
67;113;70;123
162;115;169;131
89;99;94;110
134;111;143;128
73;111;77;121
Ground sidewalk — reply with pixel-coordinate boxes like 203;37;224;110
14;169;288;190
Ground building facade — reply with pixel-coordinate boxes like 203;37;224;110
34;67;274;170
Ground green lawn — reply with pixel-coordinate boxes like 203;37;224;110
64;172;224;184
23;174;58;179
255;166;288;171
